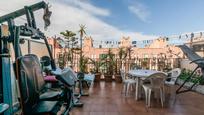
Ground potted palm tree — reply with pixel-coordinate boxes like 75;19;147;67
89;58;103;82
115;48;127;83
158;53;166;71
78;24;88;73
103;49;115;82
141;58;149;69
79;55;89;73
57;53;65;69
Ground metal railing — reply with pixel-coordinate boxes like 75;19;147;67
55;52;181;73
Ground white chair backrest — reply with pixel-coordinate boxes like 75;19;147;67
168;68;181;84
120;69;126;82
147;72;167;88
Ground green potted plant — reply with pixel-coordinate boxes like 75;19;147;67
157;53;167;71
115;48;127;83
79;55;89;73
113;59;122;82
89;58;103;82
141;58;149;69
102;49;115;82
58;52;69;69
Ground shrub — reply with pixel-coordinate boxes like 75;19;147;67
179;69;204;85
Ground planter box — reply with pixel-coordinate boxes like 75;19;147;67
176;79;204;95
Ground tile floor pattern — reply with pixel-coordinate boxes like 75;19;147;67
70;81;204;115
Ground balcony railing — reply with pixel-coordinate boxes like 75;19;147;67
55;53;181;73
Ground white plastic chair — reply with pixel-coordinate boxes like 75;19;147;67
142;72;167;108
120;69;137;96
165;68;181;85
165;68;181;100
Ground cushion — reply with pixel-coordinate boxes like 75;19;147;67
31;101;59;115
44;75;58;82
40;91;62;101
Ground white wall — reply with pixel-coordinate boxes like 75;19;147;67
180;59;197;70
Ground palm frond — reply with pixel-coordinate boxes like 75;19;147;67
78;24;87;37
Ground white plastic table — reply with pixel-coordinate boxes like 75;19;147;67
128;69;166;100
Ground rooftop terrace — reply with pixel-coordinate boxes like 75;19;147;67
70;81;204;115
1;1;204;115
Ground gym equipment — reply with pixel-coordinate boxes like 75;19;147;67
37;54;84;108
0;25;13;115
76;72;89;96
0;1;70;114
16;55;61;115
0;103;9;114
23;54;63;101
51;67;84;108
176;45;204;94
0;1;56;69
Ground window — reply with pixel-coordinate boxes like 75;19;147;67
132;41;137;44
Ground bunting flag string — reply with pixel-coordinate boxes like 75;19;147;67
92;31;204;47
55;31;204;48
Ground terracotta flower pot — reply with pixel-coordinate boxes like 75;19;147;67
94;73;101;82
115;74;122;83
104;74;113;82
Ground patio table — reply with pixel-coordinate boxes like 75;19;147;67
128;69;166;100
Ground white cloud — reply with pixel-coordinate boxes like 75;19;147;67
128;2;150;22
61;0;110;17
0;0;157;41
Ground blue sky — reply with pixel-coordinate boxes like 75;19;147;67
91;0;204;36
0;0;204;42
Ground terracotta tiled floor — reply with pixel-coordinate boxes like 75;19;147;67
70;81;204;115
